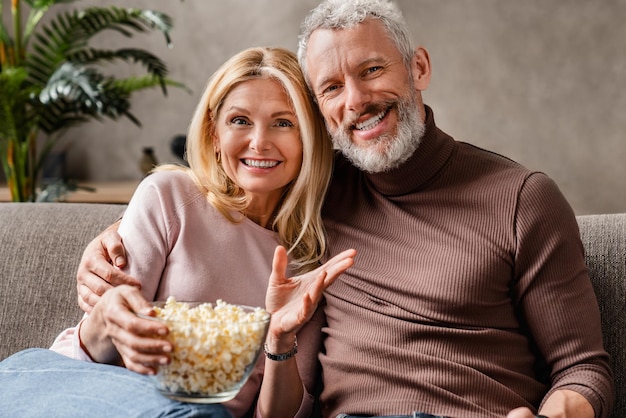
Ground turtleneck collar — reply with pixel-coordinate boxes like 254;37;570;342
359;105;456;196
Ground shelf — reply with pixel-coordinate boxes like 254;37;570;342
0;181;139;204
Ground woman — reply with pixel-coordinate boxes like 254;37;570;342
0;47;355;418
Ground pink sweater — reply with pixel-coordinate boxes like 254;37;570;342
318;106;614;418
51;170;321;417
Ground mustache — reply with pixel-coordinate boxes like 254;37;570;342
342;99;396;129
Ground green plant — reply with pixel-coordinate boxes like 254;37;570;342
0;0;184;201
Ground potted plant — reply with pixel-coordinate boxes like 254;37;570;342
0;0;184;201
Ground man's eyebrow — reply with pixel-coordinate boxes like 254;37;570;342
359;56;389;68
314;56;389;92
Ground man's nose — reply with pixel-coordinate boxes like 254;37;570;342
344;79;371;113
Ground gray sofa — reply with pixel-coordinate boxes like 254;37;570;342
0;202;624;417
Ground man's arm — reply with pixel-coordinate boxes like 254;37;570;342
76;220;142;314
513;173;613;418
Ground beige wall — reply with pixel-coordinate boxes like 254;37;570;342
9;0;626;214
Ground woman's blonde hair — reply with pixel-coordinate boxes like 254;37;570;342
159;47;333;273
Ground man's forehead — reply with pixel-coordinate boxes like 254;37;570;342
305;20;399;80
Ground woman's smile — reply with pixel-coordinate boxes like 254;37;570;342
241;158;281;169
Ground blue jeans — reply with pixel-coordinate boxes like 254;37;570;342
336;414;445;418
0;348;233;418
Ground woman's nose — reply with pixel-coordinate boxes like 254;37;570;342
249;126;270;151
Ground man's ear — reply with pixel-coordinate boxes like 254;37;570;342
411;46;432;91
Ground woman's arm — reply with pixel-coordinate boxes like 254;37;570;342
257;246;355;418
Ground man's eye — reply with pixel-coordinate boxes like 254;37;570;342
324;85;340;94
366;66;382;74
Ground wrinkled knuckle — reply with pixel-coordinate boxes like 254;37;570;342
100;268;114;283
92;281;107;296
87;293;99;307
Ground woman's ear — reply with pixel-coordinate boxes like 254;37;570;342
411;46;432;91
213;132;221;154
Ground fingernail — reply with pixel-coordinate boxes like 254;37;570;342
162;345;172;353
160;357;169;364
114;256;125;267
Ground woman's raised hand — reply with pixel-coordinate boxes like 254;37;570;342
265;246;356;338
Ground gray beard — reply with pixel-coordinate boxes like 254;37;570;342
329;92;425;173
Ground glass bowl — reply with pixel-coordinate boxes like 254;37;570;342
141;299;270;403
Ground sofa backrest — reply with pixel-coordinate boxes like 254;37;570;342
0;203;623;417
577;213;626;418
0;203;126;361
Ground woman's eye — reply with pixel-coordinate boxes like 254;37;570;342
276;119;294;128
231;117;249;125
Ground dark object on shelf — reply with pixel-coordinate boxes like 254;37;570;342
41;151;67;185
171;135;187;163
139;147;158;176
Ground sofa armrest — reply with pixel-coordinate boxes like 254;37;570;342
577;213;626;418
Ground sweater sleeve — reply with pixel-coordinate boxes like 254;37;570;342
513;172;614;418
117;173;173;300
49;315;93;362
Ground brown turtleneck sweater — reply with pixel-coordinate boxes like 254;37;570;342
319;106;613;418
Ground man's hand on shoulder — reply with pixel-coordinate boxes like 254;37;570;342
76;220;141;314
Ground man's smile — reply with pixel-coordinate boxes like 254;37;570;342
353;108;390;131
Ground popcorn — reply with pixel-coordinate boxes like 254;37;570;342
153;297;270;396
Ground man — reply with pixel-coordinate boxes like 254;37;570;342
77;1;614;417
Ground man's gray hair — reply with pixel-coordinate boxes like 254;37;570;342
297;0;415;86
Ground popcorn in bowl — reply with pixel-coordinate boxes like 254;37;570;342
146;297;270;403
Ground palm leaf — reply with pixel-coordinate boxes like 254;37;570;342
35;98;89;134
22;0;78;48
35;63;190;133
111;75;190;95
26;7;173;86
23;0;77;8
64;48;169;94
37;61;133;132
